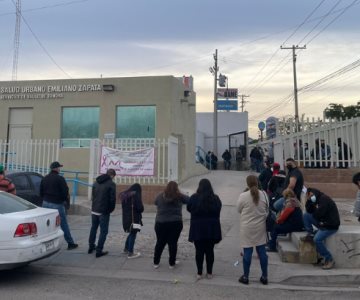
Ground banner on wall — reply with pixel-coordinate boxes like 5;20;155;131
100;146;155;176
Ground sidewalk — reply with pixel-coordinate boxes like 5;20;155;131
33;171;360;291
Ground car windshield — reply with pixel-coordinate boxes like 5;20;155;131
0;192;37;214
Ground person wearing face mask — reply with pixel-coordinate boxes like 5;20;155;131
273;158;304;212
301;188;340;270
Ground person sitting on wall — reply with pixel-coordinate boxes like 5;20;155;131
352;172;360;222
222;149;232;170
301;188;340;270
267;189;304;252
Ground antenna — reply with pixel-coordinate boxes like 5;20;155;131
12;0;21;81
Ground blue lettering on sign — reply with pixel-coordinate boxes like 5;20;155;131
217;100;238;111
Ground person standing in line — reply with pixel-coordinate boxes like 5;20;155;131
352;173;360;222
41;161;78;250
88;169;116;258
258;161;272;191
0;164;16;195
221;149;232;170
120;183;144;259
187;179;222;280
301;188;340;270
153;181;189;269
273;158;304;212
237;175;268;285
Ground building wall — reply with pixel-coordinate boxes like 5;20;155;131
196;112;248;157
0;76;201;181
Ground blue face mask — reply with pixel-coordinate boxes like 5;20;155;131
310;195;317;203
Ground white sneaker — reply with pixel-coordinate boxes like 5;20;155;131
128;252;141;259
169;260;180;269
153;264;160;269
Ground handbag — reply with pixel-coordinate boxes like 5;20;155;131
262;191;275;232
130;197;141;232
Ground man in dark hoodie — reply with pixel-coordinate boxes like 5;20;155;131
301;187;340;270
88;169;116;257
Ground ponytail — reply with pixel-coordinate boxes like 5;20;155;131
250;186;260;205
246;175;260;205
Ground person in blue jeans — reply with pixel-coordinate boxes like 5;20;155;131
41;161;78;250
88;169;116;258
237;175;268;285
120;183;144;259
301;188;340;270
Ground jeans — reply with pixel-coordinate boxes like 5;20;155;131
154;221;183;266
194;240;216;275
125;231;138;254
273;197;285;212
243;245;268;278
42;200;74;244
88;214;110;253
303;212;338;262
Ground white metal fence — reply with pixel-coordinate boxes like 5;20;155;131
0;139;59;175
250;117;360;168
88;137;178;186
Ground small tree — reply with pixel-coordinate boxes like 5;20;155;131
324;102;360;120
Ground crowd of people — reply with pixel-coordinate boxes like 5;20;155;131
1;160;360;285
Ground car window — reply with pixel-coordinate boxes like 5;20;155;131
0;192;36;214
29;174;43;194
11;175;31;191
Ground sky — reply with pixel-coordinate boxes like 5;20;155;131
0;0;359;137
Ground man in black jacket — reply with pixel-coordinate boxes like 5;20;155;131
41;161;78;250
88;169;116;257
301;188;340;270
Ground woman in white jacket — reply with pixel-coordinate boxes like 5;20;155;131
237;175;268;285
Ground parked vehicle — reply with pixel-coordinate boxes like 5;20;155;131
0;191;63;270
6;172;44;206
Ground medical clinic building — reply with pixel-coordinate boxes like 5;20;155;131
0;76;204;190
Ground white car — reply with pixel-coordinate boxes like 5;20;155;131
0;191;63;270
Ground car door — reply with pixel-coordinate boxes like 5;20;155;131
10;174;41;206
27;173;44;207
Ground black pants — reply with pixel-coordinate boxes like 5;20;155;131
154;221;183;266
194;240;216;275
88;214;110;253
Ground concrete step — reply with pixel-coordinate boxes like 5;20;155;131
303;182;357;198
277;240;300;263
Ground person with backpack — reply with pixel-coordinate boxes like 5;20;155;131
120;183;144;259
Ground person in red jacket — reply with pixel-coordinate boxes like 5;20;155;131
0;164;16;195
267;189;303;252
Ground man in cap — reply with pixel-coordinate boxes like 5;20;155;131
40;161;78;250
0;164;16;195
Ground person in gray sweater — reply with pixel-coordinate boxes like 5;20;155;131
153;181;189;269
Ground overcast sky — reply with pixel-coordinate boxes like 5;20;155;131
0;0;359;137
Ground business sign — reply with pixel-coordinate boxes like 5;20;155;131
217;100;238;111
100;146;155;176
217;88;238;99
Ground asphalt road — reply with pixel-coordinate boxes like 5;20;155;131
1;268;359;300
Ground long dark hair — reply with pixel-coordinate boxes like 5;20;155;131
246;175;260;205
164;181;182;203
195;178;218;212
121;183;142;204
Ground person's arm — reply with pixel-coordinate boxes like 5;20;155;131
108;183;116;213
7;180;16;195
187;195;194;212
312;197;328;220
181;193;190;204
236;195;244;214
287;176;297;190
276;207;295;224
136;195;144;213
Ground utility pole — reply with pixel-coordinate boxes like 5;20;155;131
12;0;21;81
281;45;306;131
239;94;250;112
210;49;219;155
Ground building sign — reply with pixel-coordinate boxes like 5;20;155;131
217;88;238;99
100;146;155;176
0;84;103;100
217;100;238;111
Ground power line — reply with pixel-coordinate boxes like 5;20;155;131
10;0;72;78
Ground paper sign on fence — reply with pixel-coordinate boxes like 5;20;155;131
100;146;155;176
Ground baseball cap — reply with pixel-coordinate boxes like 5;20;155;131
50;161;63;169
0;164;4;173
